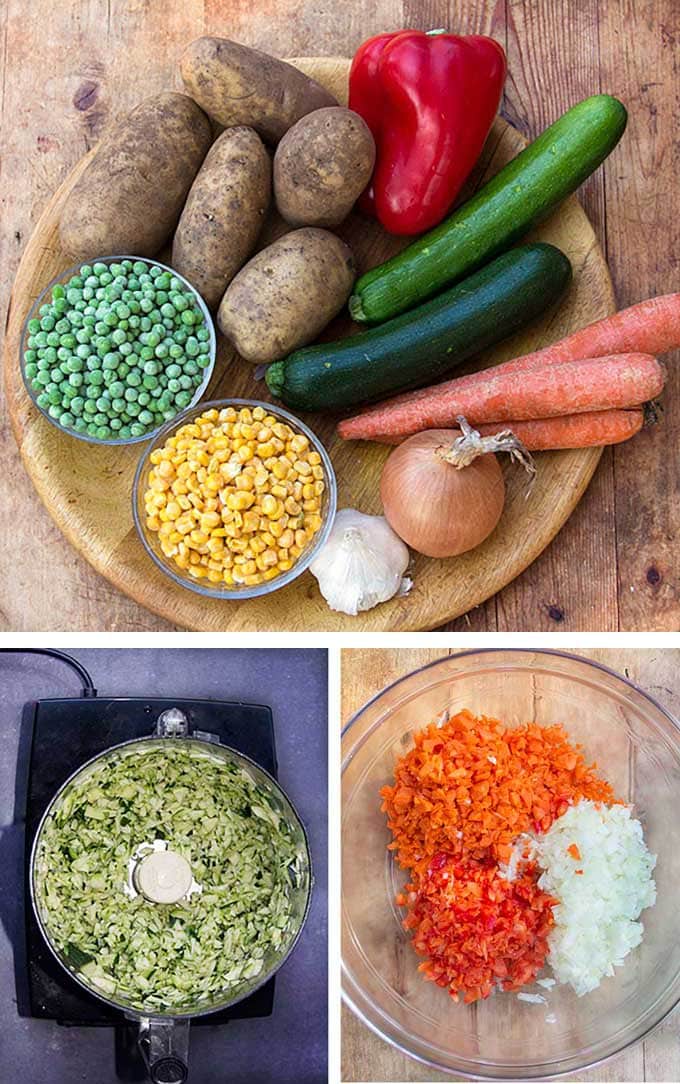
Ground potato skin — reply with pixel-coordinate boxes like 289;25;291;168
218;228;355;364
180;37;337;144
60;93;212;261
172;127;271;310
274;108;376;228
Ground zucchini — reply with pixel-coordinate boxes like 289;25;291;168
266;242;572;412
350;94;626;324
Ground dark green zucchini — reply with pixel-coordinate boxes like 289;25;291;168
265;242;572;412
349;94;626;324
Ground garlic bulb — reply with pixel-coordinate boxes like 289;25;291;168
309;508;412;615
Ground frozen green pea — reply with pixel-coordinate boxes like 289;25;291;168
59;411;75;428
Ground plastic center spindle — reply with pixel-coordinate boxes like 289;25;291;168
135;850;193;904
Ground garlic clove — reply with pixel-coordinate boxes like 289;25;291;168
309;508;411;616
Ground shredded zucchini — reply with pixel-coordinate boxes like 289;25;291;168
34;743;306;1012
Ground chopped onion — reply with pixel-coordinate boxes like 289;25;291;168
535;800;656;995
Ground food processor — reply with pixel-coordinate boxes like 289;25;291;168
19;687;311;1084
342;649;680;1078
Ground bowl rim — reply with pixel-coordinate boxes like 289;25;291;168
132;396;338;600
341;647;680;1080
20;254;217;446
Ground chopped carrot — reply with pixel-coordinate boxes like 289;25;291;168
375;408;646;449
338;354;664;441
567;843;581;860
381;710;619;871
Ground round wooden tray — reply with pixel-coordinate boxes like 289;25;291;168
5;57;615;631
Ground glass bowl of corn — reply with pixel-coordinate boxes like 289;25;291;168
132;398;337;598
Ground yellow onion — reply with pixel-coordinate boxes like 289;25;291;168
380;418;534;558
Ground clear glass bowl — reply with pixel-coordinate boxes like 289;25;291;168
342;649;680;1079
20;255;216;445
133;398;337;599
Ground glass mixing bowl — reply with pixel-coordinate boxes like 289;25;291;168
342;649;680;1079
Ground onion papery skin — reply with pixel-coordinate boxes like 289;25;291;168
380;429;505;557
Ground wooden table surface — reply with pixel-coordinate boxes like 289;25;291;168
1;0;677;631
341;647;680;1082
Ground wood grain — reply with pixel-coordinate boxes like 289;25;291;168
0;0;677;630
341;647;680;1082
4;59;614;632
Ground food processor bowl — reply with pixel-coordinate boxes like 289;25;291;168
342;649;680;1079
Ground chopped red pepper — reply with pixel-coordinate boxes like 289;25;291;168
349;29;507;235
567;843;581;860
403;855;556;1002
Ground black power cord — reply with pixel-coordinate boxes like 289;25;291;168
0;649;97;697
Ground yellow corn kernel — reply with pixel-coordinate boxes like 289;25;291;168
294;459;312;476
190;530;210;546
312;464;325;480
270;483;288;499
260;494;278;517
290;433;309;454
261;549;279;568
277;559;293;572
295;529;308;549
302;483;315;500
269;519;284;538
253;470;269;488
188;564;207;579
222;570;234;585
263;568;279;582
308;451;321;465
260;531;275;548
249;536;266;555
285;497;301;516
241;560;257;576
243;573;262;586
252;406;266;421
303;499;319;512
233;555;246;566
279;529;294;549
271;460;289;481
146;515;161;531
257;441;275;459
226;491;255;511
228;537;248;553
237;443;254;462
289;544;303;559
208;537;225;555
305;513;323;532
242;509;260;533
157;459;175;479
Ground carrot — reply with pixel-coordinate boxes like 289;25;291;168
339;354;664;440
338;293;680;442
376;408;645;449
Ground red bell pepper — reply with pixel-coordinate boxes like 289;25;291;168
349;29;507;236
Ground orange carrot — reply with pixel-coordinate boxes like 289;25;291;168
339;354;664;441
376;408;645;449
338;293;680;442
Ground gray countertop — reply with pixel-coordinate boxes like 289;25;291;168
0;648;328;1084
